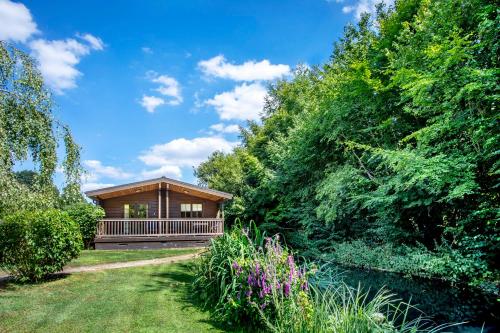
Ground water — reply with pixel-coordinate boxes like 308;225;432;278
334;265;499;332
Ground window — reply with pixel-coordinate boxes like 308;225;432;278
181;204;191;218
124;203;148;218
180;203;203;218
192;204;202;218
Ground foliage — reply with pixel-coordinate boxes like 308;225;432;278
64;203;105;248
0;209;83;281
327;240;493;288
195;0;500;285
194;224;454;332
0;42;84;217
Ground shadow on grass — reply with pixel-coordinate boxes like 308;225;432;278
142;262;249;332
0;272;70;291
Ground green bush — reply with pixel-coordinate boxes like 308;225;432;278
0;209;83;281
64;203;105;248
329;240;492;286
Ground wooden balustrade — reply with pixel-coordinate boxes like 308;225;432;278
96;218;224;237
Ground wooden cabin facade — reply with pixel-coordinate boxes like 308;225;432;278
85;177;232;249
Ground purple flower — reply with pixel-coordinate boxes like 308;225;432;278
261;302;267;310
232;261;242;276
246;289;253;297
284;282;291;297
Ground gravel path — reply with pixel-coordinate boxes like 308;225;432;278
0;251;201;281
63;251;201;273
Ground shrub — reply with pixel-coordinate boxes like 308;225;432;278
64;203;105;248
193;222;312;327
329;240;492;286
0;209;83;281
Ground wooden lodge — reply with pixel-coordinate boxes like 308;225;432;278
85;177;232;249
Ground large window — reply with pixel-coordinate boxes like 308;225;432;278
181;203;203;218
124;203;148;218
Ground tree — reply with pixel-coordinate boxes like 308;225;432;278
0;42;83;216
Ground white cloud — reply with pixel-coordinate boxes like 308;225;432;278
205;82;267;121
0;0;38;42
139;136;238;169
140;95;165;113
29;36;104;94
142;46;153;54
77;33;104;50
198;55;290;81
141;165;182;179
342;0;393;20
81;182;115;192
83;160;132;180
152;74;182;105
210;123;240;134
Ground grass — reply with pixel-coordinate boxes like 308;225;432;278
0;261;225;333
67;248;201;267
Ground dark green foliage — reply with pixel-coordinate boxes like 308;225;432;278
0;209;83;281
65;203;105;248
196;0;499;285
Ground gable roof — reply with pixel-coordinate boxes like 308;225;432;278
85;177;233;201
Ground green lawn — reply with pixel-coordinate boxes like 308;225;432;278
68;248;201;267
0;261;225;333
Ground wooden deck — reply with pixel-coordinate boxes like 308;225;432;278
94;218;224;249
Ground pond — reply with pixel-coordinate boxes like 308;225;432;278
333;265;499;333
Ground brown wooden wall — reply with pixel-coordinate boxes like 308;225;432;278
99;189;220;218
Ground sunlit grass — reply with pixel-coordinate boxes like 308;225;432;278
0;261;223;333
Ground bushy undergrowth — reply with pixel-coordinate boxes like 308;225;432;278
0;209;83;281
193;223;455;332
65;203;105;248
329;240;495;288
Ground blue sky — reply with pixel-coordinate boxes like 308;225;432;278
0;0;390;191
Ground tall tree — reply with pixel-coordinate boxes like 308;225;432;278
0;42;83;216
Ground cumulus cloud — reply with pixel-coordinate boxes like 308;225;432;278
83;160;132;180
81;182;115;192
1;1;104;93
142;46;153;54
210;123;240;134
141;165;182;179
205;82;267;121
0;0;38;42
342;0;393;20
152;74;183;105
140;95;165;113
139;136;238;169
198;55;290;81
139;73;182;112
29;38;95;93
76;33;104;50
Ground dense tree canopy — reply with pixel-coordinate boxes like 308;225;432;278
197;0;499;283
0;42;83;216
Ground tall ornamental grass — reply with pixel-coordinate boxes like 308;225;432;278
193;222;458;332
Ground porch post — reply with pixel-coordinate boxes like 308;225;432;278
158;183;161;218
166;183;170;219
221;202;225;219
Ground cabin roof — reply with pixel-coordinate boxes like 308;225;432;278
85;177;233;201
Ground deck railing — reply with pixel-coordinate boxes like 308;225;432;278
96;218;224;238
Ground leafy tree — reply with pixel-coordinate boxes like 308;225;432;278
195;0;499;283
0;42;83;216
